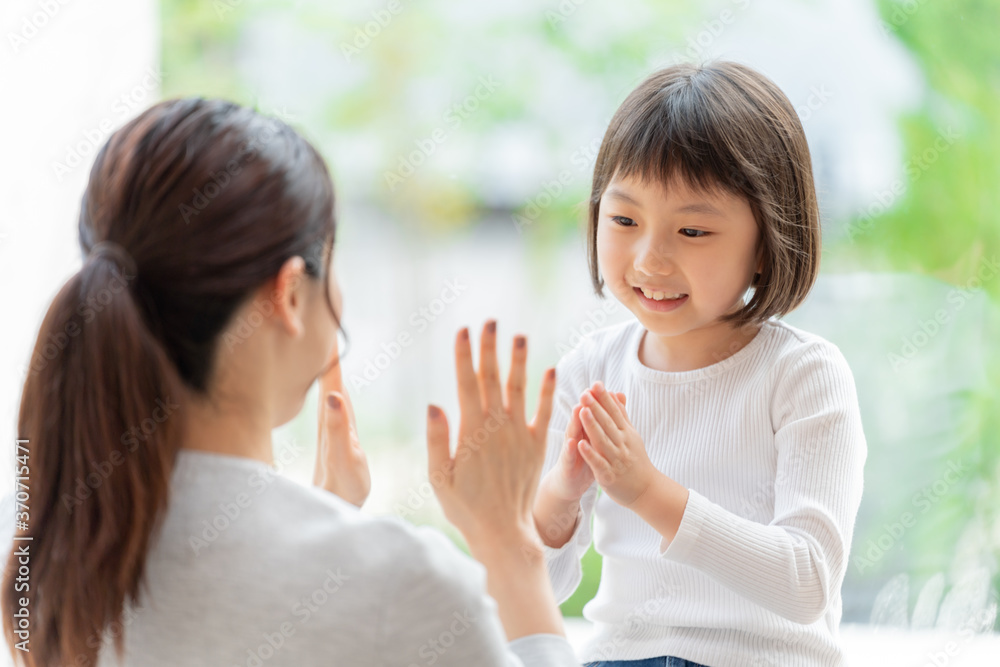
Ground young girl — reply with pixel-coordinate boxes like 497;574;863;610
532;61;867;667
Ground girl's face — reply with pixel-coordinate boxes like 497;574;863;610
596;172;762;341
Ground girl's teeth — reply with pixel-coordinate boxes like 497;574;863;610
640;287;684;301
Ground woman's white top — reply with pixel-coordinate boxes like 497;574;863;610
1;450;578;666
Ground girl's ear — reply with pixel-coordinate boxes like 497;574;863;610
271;256;308;337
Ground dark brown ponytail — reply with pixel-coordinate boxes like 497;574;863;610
3;98;342;666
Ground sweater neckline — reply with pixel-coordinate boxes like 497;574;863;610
627;318;773;384
174;448;277;477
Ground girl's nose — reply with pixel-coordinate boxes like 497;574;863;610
634;237;676;275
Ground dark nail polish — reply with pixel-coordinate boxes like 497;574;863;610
486;320;496;333
515;336;526;348
460;328;469;341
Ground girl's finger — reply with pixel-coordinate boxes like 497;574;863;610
590;382;628;430
426;404;452;489
580;406;619;457
581;396;622;447
565;404;585;443
562;436;577;465
505;334;527;418
577;439;616;487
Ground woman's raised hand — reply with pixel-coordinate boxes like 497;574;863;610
314;332;371;507
426;320;557;551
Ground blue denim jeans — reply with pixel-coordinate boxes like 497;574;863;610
584;658;710;667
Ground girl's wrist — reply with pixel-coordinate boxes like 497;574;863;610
540;468;586;503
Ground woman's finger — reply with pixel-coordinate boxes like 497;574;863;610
454;327;481;422
324;392;350;456
529;367;557;436
320;331;347;402
477;320;503;413
316;391;356;494
321;390;372;507
318;333;359;444
426;404;453;490
505;335;527;418
312;394;330;487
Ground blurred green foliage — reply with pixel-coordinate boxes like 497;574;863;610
828;0;1000;627
161;0;244;101
560;545;602;616
160;0;698;238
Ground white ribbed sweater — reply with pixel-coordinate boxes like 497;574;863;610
541;317;867;667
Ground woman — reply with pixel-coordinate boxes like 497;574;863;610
1;98;579;666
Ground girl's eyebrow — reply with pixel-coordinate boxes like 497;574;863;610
605;186;641;206
674;202;725;217
605;186;725;217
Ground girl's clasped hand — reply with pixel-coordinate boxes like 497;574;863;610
552;382;661;509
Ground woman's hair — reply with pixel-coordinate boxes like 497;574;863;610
587;60;821;330
2;98;343;666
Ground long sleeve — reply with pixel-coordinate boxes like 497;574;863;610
538;339;598;603
378;524;580;666
658;343;867;625
541;480;599;604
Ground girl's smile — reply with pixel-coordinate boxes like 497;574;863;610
633;287;689;312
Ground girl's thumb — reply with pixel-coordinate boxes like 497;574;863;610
565;436;577;464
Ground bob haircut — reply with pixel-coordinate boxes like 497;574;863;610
587;60;821;331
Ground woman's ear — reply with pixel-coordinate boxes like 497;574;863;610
271;256;308;338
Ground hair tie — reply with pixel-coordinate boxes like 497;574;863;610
86;240;138;278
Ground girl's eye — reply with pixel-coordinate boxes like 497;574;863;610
680;228;709;238
611;216;636;227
